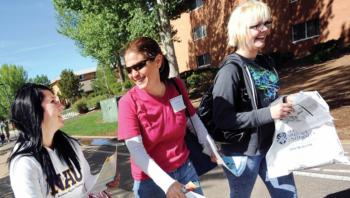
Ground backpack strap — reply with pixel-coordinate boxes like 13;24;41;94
169;78;198;136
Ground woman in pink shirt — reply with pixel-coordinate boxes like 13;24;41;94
118;37;214;198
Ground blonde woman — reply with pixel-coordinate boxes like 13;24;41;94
212;1;297;197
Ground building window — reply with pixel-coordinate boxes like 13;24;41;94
190;0;204;10
79;75;85;81
193;25;207;41
292;19;320;42
196;53;211;67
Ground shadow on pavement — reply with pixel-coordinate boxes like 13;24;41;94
325;188;350;198
0;176;13;198
83;143;133;192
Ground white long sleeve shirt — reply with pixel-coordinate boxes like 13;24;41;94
125;113;213;194
10;140;96;198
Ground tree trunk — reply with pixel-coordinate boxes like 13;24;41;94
114;52;126;82
156;0;179;78
101;65;112;95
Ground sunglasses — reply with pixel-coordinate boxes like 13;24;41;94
249;20;272;31
125;58;151;74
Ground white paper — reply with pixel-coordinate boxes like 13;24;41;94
206;133;248;175
88;152;117;193
282;91;333;131
185;191;206;198
206;135;224;165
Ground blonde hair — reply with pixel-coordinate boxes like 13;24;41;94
227;0;271;50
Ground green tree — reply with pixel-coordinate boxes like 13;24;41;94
0;64;28;118
29;74;51;86
58;69;81;103
53;0;189;80
92;63;118;96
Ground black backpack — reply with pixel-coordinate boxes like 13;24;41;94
197;85;215;137
197;54;276;143
196;59;234;142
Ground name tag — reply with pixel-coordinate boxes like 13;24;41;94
170;95;186;113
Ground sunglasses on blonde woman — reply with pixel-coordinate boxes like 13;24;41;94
125;58;152;74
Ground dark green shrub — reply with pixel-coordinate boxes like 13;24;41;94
268;52;294;69
186;73;203;89
73;98;89;114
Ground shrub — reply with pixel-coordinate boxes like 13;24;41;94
73;98;89;114
184;68;217;90
268;52;294;69
310;39;342;63
86;94;109;110
186;73;202;88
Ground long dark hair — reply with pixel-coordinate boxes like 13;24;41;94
125;37;170;82
8;83;81;194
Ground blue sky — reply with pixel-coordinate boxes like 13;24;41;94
0;0;97;81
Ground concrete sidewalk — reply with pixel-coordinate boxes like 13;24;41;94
2;137;350;198
0;139;229;198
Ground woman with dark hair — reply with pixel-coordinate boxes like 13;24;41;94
8;83;108;197
118;37;215;198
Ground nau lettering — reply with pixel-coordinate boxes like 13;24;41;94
50;168;82;196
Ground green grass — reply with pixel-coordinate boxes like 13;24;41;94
62;110;117;136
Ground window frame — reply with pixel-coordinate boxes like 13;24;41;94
193;25;207;41
196;53;211;68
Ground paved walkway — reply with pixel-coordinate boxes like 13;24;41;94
0;138;229;198
2;137;350;198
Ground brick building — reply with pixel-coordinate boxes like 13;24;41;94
51;67;96;103
171;0;350;72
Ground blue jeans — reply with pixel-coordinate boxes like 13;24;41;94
222;153;297;198
133;160;203;198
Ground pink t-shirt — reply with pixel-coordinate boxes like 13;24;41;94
118;78;196;181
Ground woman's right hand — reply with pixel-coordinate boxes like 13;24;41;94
166;181;186;198
270;103;294;120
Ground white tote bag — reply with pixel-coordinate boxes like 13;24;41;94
266;91;348;178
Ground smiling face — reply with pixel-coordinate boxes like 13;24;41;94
227;1;272;56
41;90;64;134
245;20;271;52
124;50;162;92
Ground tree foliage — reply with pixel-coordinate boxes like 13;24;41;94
0;64;28;118
58;69;81;103
92;64;118;96
53;0;189;81
29;74;51;86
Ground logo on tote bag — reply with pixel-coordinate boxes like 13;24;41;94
276;132;288;144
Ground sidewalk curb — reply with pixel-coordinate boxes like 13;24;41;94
72;136;117;140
